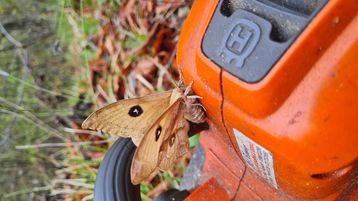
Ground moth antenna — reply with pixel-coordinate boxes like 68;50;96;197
179;70;184;82
177;70;185;89
184;81;194;96
177;79;183;88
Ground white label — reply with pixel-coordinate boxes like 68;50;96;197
234;129;278;189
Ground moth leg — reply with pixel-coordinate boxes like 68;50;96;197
187;95;202;99
191;103;206;111
186;93;205;111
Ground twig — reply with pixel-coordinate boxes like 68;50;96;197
125;72;137;98
154;58;176;87
52;179;94;189
55;163;98;175
96;84;113;103
135;73;155;91
63;127;104;137
15;140;109;149
0;22;22;48
156;46;177;89
81;194;94;201
0;107;68;142
3;186;51;198
50;189;93;196
0;31;53;52
0;22;27;149
5;73;80;100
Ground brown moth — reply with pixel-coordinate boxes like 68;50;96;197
81;84;205;184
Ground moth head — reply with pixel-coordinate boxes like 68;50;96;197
170;88;184;104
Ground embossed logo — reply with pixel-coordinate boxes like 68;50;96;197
219;19;261;68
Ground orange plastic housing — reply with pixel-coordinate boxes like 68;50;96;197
177;0;358;200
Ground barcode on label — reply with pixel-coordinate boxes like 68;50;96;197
234;129;278;189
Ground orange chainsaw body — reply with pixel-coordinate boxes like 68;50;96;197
177;0;358;200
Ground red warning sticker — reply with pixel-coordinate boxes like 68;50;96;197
234;129;278;189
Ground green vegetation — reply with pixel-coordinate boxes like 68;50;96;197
0;1;78;200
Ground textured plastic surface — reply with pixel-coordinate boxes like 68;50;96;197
180;144;206;191
184;178;231;201
202;0;327;83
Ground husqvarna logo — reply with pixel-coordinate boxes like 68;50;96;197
219;18;260;68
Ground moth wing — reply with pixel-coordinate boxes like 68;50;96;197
130;100;183;184
81;91;172;146
158;115;189;171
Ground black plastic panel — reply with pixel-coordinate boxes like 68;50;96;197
202;0;328;83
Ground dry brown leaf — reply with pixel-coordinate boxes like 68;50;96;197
119;0;136;21
153;26;175;57
89;59;107;72
136;81;153;97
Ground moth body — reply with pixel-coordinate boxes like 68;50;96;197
81;83;206;185
171;87;206;124
184;97;206;123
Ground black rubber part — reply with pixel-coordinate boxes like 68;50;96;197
153;189;190;201
188;121;209;137
94;138;141;201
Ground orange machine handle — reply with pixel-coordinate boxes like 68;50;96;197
178;0;358;200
